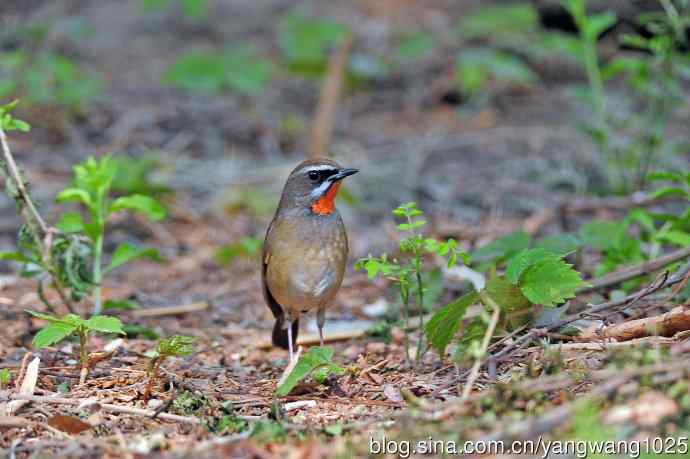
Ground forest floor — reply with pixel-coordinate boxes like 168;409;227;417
1;0;690;457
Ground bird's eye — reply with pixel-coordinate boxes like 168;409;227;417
308;170;320;181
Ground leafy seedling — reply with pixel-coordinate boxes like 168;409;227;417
144;335;195;401
275;346;344;397
26;310;125;379
0;368;10;389
355;202;468;365
56;155;166;313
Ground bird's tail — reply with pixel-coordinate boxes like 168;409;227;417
272;317;299;350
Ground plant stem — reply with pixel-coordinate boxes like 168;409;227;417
92;233;104;314
79;330;88;368
414;255;425;364
400;287;411;366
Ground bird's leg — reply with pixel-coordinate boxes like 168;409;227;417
286;319;294;362
317;307;326;347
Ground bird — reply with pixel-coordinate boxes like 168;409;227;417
262;158;358;361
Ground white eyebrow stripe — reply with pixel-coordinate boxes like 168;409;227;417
304;165;338;173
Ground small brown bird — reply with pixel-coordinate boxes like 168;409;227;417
262;158;358;360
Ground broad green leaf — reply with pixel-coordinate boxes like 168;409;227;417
657;230;690;247
83;315;126;335
0;251;30;262
110;194;166;220
106;242;161;273
56;212;84;233
518;257;588;307
56;188;92;206
505;248;560;284
425;291;478;356
579;220;625;251
32;322;77;348
104;299;139;310
650;186;688;200
535;234;581;256
278;14;348;65
484;275;531;312
584;12;617;40
26;310;63;323
456;48;537;95
472;230;531;265
275;346;344;396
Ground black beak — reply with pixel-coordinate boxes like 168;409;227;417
331;168;359;181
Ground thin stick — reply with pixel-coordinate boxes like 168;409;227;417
307;36;353;159
3;393;201;424
131;301;209;318
461;292;500;400
0;126;48;234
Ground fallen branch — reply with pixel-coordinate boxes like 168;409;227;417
131;301;209;318
307;36;353;159
2;393;200;424
258;329;367;349
579;306;690;342
580;246;690;293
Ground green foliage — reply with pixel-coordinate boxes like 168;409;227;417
456;48;537;97
0;50;101;112
111;155;170;196
355;202;469;364
275;346;344;397
426;247;586;358
165;46;273;95
0;100;30;132
140;0;208;18
457;3;539;38
564;0;690;193
215;236;262;266
55;155;166;313
153;335;196;358
0;368;11;389
396;32;436;61
278;13;348;74
27;310;124;364
250;420;287;443
471;231;531;268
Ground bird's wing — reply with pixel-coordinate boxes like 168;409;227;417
261;217;284;321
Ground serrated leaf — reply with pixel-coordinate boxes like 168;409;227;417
110;194;166;221
518;258;588;307
83;315;125;335
484;275;531;312
275;346;344;396
505;248;561;284
56;212;84;233
32;322;77;348
425;292;478;356
105;242;161;273
472;230;531;265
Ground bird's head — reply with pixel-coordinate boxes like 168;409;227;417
279;158;358;215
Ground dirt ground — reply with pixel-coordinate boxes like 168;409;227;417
2;0;690;457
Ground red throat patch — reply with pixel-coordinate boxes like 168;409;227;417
311;182;341;215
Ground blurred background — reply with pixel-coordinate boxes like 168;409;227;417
0;0;689;323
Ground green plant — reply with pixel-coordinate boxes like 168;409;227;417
395;32;436;61
26;310;125;368
111;155;170;197
0;50;101;112
0;368;10;389
140;0;208;18
165;46;274;95
426;248;587;359
455;48;537;98
275;346;344;397
145;335;196;400
564;0;690;193
55;155;166;313
215;236;262;266
355;202;468;365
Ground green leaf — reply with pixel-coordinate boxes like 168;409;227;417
106;242;161;273
518;257;588;307
650;186;688;200
579;220;625;251
110;194;166;220
56;212;85;233
0;251;30;262
505;248;561;284
472;231;531;265
103;299;140;310
83;315;126;335
56;188;92;206
647;171;684;183
0;368;10;388
26;310;63;323
457;3;538;38
584;12;617;40
278;14;348;65
396;32;435;60
156;335;196;357
425;291;478;356
275;346;344;396
657;230;690;247
32;322;77;348
456;48;537;95
484;275;531;312
535;234;581;256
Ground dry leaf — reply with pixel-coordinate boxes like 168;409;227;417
47;415;92;434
